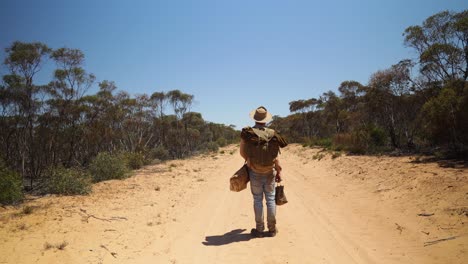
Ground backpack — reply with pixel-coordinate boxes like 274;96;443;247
241;126;288;167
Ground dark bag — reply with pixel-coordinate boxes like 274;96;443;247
275;184;288;205
230;164;250;192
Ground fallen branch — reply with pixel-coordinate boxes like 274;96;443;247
440;227;455;230
80;208;127;222
418;213;434;217
424;236;457;247
100;245;117;258
110;216;128;221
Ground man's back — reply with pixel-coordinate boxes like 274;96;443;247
240;125;287;174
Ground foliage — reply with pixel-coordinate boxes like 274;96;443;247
205;142;219;152
0;42;238;193
46;166;91;195
121;152;147;170
0;161;23;204
89;152;128;182
421;81;468;151
271;10;468;158
316;138;333;148
216;137;227;147
150;146;170;161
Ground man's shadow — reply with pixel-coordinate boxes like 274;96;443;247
202;229;252;246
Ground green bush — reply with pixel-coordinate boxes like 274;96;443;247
316;138;333;148
369;125;386;147
0;163;23;205
122;152;146;170
205;142;219;152
150;146;170;161
216;137;227;147
89;152;128;182
46;166;91;195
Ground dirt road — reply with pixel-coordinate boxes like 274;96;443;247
1;145;467;263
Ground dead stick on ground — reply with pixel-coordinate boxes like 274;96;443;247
418;213;434;217
80;208;127;222
424;236;457;247
100;245;117;258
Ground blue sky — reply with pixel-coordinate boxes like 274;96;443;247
1;0;466;129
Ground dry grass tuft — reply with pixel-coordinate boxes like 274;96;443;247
56;241;68;250
44;241;68;251
44;242;53;250
22;206;34;215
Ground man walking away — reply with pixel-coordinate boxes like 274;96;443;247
240;106;288;238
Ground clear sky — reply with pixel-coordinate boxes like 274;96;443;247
1;0;466;129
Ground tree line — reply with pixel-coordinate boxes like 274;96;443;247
0;42;237;199
271;10;468;157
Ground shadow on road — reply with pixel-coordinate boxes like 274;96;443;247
202;229;252;246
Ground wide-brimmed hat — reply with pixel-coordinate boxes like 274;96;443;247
249;106;273;123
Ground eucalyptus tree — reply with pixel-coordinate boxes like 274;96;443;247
48;47;96;167
404;10;468;82
3;42;51;185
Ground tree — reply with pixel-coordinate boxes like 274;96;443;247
421;80;468;151
404;10;468;82
48;47;96;167
366;61;421;148
3;41;51;186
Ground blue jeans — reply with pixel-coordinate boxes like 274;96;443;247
249;169;276;232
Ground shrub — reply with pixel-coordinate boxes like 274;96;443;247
150;146;170;161
122;152;146;170
46;166;91;195
89;152;128;182
216;137;227;147
312;153;325;160
0;162;23;205
369;125;386;147
332;133;355;151
22;205;34;214
316;138;333;148
205;142;219;152
331;151;342;159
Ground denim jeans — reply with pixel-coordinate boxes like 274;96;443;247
249;168;276;232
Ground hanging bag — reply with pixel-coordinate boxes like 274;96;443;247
275;183;288;205
230;163;250;192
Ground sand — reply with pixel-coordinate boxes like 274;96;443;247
0;144;466;264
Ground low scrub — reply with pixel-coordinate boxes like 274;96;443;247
332;125;387;154
301;137;333;149
122;152;147;170
89;152;128;182
46;166;92;195
216;137;227;147
332;133;360;152
0;162;23;205
205;142;219;152
150;146;170;161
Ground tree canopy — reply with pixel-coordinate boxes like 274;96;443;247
0;42;237;192
272;10;468;157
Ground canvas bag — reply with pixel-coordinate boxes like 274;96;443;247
275;184;288;205
230;164;250;192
